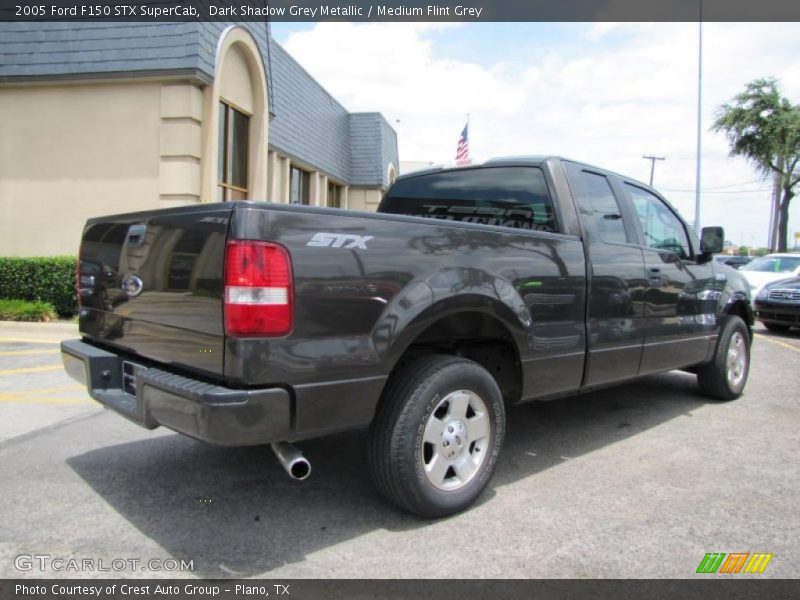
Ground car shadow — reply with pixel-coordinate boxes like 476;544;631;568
755;325;800;339
68;370;714;578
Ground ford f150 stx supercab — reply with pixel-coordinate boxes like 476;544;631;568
62;157;753;517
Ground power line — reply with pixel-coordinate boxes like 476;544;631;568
660;186;771;194
701;189;771;194
659;179;766;193
699;179;762;191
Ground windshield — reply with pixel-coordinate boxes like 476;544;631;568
741;256;800;273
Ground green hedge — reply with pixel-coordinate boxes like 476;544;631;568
0;256;78;318
0;298;57;322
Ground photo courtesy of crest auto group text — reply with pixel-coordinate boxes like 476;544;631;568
0;0;799;595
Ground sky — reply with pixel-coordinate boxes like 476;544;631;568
271;22;800;249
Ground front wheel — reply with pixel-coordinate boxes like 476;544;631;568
697;316;751;400
368;355;505;518
763;322;790;333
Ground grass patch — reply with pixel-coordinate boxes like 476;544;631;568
0;298;57;322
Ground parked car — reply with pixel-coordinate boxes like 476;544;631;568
739;253;800;298
754;276;800;332
61;157;754;517
714;255;753;270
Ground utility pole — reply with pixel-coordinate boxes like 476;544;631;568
694;16;703;235
642;155;665;186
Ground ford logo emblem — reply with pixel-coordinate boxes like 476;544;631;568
121;274;144;298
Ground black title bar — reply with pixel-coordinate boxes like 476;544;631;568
2;0;800;22
2;579;800;600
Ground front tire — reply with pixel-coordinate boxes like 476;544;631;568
368;355;505;518
763;322;790;333
697;316;751;400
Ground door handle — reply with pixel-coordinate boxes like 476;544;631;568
648;267;662;287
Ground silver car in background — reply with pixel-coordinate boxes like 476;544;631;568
739;253;800;299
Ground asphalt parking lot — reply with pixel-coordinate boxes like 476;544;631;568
0;321;798;579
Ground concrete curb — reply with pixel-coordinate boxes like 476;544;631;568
0;320;78;342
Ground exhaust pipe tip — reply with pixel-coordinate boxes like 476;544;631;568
289;459;311;481
271;442;311;481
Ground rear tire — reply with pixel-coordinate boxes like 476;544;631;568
763;322;790;333
697;316;751;401
368;355;505;518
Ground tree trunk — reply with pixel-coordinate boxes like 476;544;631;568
776;187;794;252
769;169;782;251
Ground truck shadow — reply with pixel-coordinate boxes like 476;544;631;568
68;370;714;578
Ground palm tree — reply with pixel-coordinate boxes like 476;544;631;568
712;78;800;252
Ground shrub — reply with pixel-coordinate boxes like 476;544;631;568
0;298;57;322
0;256;77;317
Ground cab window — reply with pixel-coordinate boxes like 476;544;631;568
626;184;691;259
572;171;628;244
380;167;558;232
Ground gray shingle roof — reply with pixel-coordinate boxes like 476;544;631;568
0;22;397;188
267;38;353;184
0;23;207;80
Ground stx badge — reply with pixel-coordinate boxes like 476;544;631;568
307;232;374;249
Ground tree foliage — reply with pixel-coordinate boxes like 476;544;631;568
712;78;800;252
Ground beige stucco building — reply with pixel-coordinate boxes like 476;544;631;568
0;23;398;256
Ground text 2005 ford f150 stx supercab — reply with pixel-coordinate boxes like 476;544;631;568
62;157;753;517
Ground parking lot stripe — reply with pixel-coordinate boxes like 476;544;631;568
756;334;800;354
0;337;62;345
0;365;63;376
0;385;84;398
0;394;91;405
0;349;60;357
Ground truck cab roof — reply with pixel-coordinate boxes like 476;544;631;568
394;156;652;191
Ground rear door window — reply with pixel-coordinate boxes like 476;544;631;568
570;170;629;244
380;167;558;232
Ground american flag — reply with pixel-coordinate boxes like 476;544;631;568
455;122;471;166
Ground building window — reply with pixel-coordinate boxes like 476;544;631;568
290;165;310;205
327;182;343;208
218;101;249;201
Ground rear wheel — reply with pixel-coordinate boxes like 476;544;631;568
368;355;505;518
763;322;790;333
697;316;751;400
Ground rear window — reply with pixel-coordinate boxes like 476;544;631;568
379;167;558;232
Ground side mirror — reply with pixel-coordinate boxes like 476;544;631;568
700;226;724;256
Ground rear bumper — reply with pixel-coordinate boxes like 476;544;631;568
61;339;291;446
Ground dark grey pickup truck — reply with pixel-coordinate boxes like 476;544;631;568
62;157;753;517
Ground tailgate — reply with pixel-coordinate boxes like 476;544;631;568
78;205;232;378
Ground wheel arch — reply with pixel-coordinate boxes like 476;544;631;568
376;298;526;409
723;292;755;338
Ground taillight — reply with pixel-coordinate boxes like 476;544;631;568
224;240;293;336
